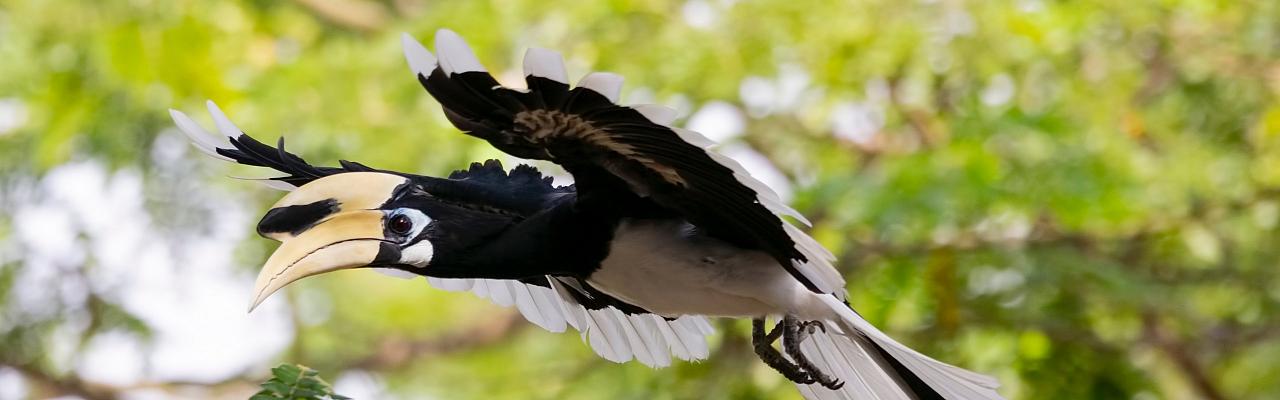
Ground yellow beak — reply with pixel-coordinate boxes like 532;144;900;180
248;210;387;312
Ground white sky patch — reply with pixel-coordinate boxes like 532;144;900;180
830;101;884;145
5;157;295;387
77;331;146;385
0;368;27;400
335;370;391;400
738;64;813;117
739;76;775;116
0;98;28;136
681;0;719;29
981;73;1016;107
687;101;745;143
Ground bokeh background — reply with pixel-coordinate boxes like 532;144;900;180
2;0;1279;399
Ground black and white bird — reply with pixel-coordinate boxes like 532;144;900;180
170;29;1003;400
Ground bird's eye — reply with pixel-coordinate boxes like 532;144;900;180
388;214;414;235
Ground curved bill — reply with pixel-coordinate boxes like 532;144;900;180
248;210;387;312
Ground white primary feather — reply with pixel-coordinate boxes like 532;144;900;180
631;315;674;366
577;72;624;102
470;278;490;298
523;47;568;84
485;279;516;307
784;224;844;296
424;275;711;368
400;33;438;77
583;307;630;362
631;104;678;125
523;282;568;332
650;314;692;360
671;127;717;149
609;308;660;367
671;317;711;359
504;279;550;330
549;278;588;330
372;268;417;279
704;150;812;226
426;277;474;292
508;282;549;331
434;29;485;74
691;316;716;335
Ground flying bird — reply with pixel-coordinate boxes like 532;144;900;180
170;29;1003;400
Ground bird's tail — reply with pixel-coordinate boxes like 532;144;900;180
796;295;1004;400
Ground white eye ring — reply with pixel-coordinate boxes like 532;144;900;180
387;208;432;239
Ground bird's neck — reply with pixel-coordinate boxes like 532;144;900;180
424;201;620;280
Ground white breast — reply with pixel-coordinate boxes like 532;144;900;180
586;220;812;318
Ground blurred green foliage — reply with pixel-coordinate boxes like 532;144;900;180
2;0;1279;399
253;364;348;400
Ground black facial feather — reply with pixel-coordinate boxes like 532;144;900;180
256;198;340;237
395;195;518;258
427;159;574;217
216;133;367;187
207;120;575;220
447;159;566;195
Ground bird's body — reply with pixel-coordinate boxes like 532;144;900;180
170;29;1006;400
590;219;820;319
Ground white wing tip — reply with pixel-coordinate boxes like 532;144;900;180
632;104;678;126
672;127;716;148
401;32;437;76
434;28;485;74
523;47;568;84
577;72;624;103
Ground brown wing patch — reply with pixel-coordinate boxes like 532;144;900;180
515;110;687;187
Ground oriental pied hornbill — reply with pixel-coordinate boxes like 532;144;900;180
170;30;1003;400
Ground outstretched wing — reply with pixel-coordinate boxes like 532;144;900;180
170;104;713;367
402;31;843;295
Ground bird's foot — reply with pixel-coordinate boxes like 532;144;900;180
752;318;815;384
801;320;827;334
782;316;845;390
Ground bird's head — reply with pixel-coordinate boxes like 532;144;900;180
246;172;511;311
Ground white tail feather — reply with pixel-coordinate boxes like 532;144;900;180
800;295;1005;400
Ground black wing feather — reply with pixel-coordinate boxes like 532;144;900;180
420;69;830;293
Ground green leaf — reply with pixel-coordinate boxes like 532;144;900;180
255;364;348;400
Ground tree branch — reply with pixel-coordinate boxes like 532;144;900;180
1141;311;1228;400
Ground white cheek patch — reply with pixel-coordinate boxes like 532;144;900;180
400;240;434;267
394;208;433;237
